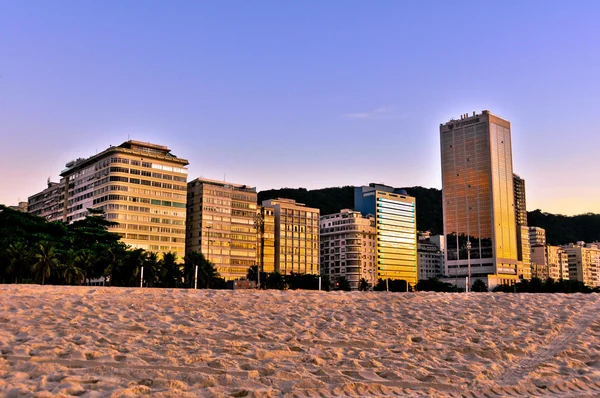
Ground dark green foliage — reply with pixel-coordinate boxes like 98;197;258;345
258;186;355;216
185;251;222;288
471;279;488;292
402;187;443;235
416;277;460;292
358;278;371;291
527;210;600;245
333;276;351;291
493;277;596;293
286;272;324;290
374;278;413;292
264;272;287;290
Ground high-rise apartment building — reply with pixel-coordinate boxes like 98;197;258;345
354;184;418;286
261;198;320;275
60;141;189;258
529;227;546;246
27;181;64;221
186;178;258;280
531;245;569;281
561;242;600;287
440;110;518;284
320;209;377;290
517;226;532;280
257;205;276;274
513;174;527;227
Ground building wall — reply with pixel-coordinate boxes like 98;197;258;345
257;206;276;274
355;185;418;285
528;226;546;246
440;110;518;279
513;174;527;227
186;178;257;280
418;242;444;280
561;243;600;287
517;226;532;280
320;209;376;290
262;198;320;275
27;182;65;221
60;141;188;259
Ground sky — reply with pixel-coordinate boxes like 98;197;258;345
1;1;599;216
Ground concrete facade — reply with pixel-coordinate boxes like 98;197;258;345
440;111;518;284
561;243;600;288
27;181;64;222
262;198;320;276
320;209;376;290
60;140;189;259
354;184;418;286
186;178;258;280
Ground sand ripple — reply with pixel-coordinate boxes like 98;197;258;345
1;286;599;396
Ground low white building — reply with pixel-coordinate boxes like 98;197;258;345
320;209;376;290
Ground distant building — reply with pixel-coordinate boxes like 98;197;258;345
513;174;527;227
531;245;568;281
186;178;258;280
529;226;546;246
257;205;276;274
60;140;189;259
418;241;444;280
262;198;320;275
9;202;28;212
561;242;600;287
354;184;417;286
440;111;518;285
27;181;64;221
320;209;376;290
517;226;532;280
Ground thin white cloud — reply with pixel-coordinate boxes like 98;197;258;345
342;107;397;120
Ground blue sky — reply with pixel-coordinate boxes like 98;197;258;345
1;1;599;215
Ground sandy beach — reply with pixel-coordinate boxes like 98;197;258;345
1;286;600;397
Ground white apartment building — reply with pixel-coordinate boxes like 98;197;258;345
320;209;376;290
530;245;569;281
561;242;600;288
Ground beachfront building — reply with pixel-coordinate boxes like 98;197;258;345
354;184;418;286
529;226;546;246
60;140;189;259
561;242;600;288
9;202;28;212
256;205;276;274
261;198;320;275
517;226;532;280
440;110;519;287
27;181;64;221
186;178;258;280
320;209;376;290
531;245;568;281
418;241;444;280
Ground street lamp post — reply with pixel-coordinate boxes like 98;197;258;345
206;224;212;266
466;240;472;293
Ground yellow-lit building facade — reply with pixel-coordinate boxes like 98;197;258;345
261;198;320;275
354;185;418;286
256;205;276;274
440;111;518;284
186;178;257;280
59;140;189;259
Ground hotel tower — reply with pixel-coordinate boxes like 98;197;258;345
440;110;518;285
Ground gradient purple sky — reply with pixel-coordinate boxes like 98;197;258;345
1;1;599;215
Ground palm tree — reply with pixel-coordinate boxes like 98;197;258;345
144;252;160;287
32;241;60;285
160;252;181;288
77;250;95;285
5;241;30;283
358;278;371;291
61;249;84;285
